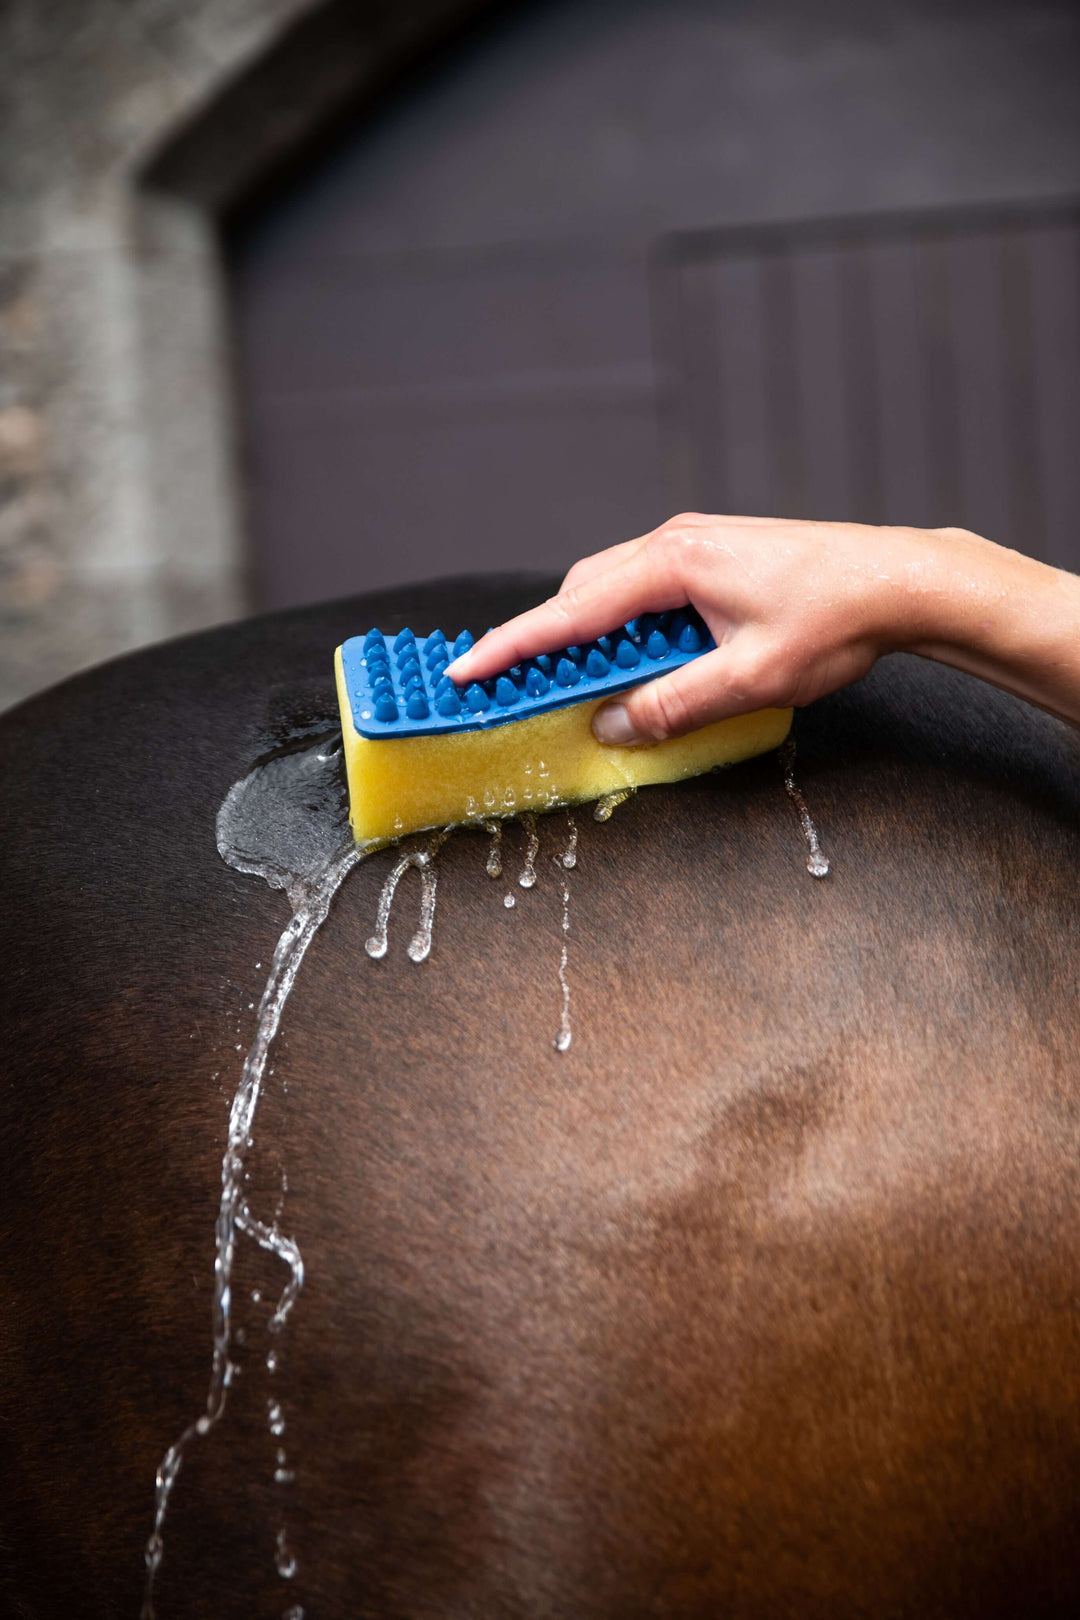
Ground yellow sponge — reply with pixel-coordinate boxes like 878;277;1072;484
335;644;791;845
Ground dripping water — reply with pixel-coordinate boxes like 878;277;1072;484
553;825;575;1053
504;893;516;909
779;738;830;879
518;812;539;889
275;1527;298;1579
238;1207;305;1334
560;810;578;869
142;735;365;1619
365;830;450;963
593;787;635;822
482;819;503;878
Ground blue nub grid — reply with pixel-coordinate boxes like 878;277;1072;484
339;609;716;739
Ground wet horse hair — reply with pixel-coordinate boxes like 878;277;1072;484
2;575;1080;1619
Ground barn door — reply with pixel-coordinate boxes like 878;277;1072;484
653;203;1080;569
232;200;1080;611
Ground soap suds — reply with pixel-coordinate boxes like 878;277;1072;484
779;738;830;878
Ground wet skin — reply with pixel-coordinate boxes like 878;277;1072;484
2;575;1080;1618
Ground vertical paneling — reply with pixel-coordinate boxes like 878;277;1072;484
711;256;773;518
868;238;936;528
790;246;853;521
1028;222;1080;570
656;204;1080;569
945;233;1014;546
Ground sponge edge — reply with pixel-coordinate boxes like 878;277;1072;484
336;646;792;844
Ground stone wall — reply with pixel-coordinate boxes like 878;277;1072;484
0;0;312;710
0;0;505;712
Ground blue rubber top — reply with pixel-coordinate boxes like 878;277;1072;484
338;610;716;740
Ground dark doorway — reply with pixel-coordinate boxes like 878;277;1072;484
227;0;1080;612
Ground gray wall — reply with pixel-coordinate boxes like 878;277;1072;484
233;0;1080;607
242;0;1080;258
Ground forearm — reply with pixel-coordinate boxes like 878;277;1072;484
901;529;1080;730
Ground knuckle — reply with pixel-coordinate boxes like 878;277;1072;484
635;677;694;740
652;517;705;562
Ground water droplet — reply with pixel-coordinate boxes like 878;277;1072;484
504;893;516;909
482;819;502;878
275;1528;297;1578
268;1401;286;1437
518;813;539;889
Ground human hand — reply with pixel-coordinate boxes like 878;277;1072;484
445;513;1080;743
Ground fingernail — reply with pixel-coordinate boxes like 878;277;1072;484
592;702;641;746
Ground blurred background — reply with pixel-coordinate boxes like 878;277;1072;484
2;0;1078;712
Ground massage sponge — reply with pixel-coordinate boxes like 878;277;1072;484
335;612;791;843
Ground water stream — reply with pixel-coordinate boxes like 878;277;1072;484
779;738;830;878
141;738;365;1619
593;787;635;822
482;819;503;878
518;812;540;888
552;818;577;1053
364;830;451;963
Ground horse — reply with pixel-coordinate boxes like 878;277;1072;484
1;573;1079;1619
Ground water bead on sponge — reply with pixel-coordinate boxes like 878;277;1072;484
335;610;791;843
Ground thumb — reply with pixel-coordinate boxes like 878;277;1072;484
591;640;786;746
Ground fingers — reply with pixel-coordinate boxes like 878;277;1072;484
446;541;689;685
591;637;789;746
